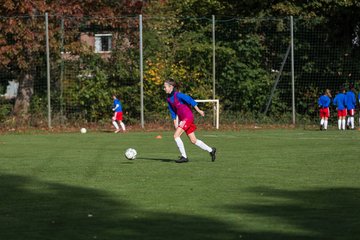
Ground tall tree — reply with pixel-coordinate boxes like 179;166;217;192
0;0;143;120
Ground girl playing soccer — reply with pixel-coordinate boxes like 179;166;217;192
163;80;216;163
318;89;331;130
112;95;126;133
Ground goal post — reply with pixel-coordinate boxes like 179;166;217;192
175;99;220;129
195;99;219;129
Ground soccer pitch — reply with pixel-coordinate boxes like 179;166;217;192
1;129;359;240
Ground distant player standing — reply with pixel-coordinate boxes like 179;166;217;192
112;95;126;133
164;80;216;163
345;84;356;130
318;89;331;131
333;87;347;130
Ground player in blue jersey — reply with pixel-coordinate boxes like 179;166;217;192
164;80;216;163
112;95;126;133
333;87;347;130
345;84;356;130
318;89;331;130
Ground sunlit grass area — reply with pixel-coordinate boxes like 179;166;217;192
1;129;359;239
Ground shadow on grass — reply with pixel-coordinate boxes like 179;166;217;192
222;186;360;240
0;173;238;240
137;157;175;162
2;174;359;240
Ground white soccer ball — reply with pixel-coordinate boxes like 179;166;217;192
80;128;87;134
125;148;137;160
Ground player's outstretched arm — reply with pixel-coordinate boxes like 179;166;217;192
112;104;119;111
194;105;205;117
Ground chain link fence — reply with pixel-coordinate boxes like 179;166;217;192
1;14;359;129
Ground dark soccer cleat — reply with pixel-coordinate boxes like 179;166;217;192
210;147;216;162
320;124;323;131
175;156;189;163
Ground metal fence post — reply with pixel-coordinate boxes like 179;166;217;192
45;13;52;128
212;15;216;127
60;17;64;125
291;16;295;125
139;14;144;128
212;15;216;100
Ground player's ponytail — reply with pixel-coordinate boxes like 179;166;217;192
325;89;331;98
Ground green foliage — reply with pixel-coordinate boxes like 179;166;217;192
2;0;360;126
29;95;47;117
64;54;111;121
61;50;141;123
168;0;229;17
0;99;12;121
297;85;320;116
217;34;275;113
142;14;215;118
105;41;141;123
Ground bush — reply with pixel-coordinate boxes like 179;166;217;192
0;99;12;121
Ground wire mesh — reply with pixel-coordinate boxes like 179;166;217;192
1;15;360;129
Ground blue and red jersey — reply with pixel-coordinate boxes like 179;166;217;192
333;93;346;110
318;95;331;108
113;99;123;112
345;91;356;110
167;91;197;121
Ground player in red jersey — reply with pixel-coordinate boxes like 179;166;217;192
164;80;216;163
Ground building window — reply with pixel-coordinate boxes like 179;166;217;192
94;34;112;53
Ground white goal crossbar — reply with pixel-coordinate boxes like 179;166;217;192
176;99;220;129
196;99;219;129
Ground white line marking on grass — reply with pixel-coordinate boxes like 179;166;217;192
203;134;238;138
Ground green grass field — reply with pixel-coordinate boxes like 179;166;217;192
1;129;360;240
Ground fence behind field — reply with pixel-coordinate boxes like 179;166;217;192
1;14;359;129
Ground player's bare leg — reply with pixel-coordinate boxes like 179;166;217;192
174;127;188;163
342;116;346;130
112;116;120;133
320;117;324;131
188;132;216;161
324;117;328;130
119;120;126;132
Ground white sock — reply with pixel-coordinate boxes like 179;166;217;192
195;139;212;152
324;120;328;129
338;119;341;130
342;119;346;130
320;119;324;125
112;121;119;129
347;117;350;126
120;121;126;131
175;137;187;158
351;117;354;129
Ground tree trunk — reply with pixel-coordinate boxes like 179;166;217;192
13;73;34;120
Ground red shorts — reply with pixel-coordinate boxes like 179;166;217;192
319;108;329;118
114;112;123;121
179;119;197;135
348;109;355;116
337;109;347;117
